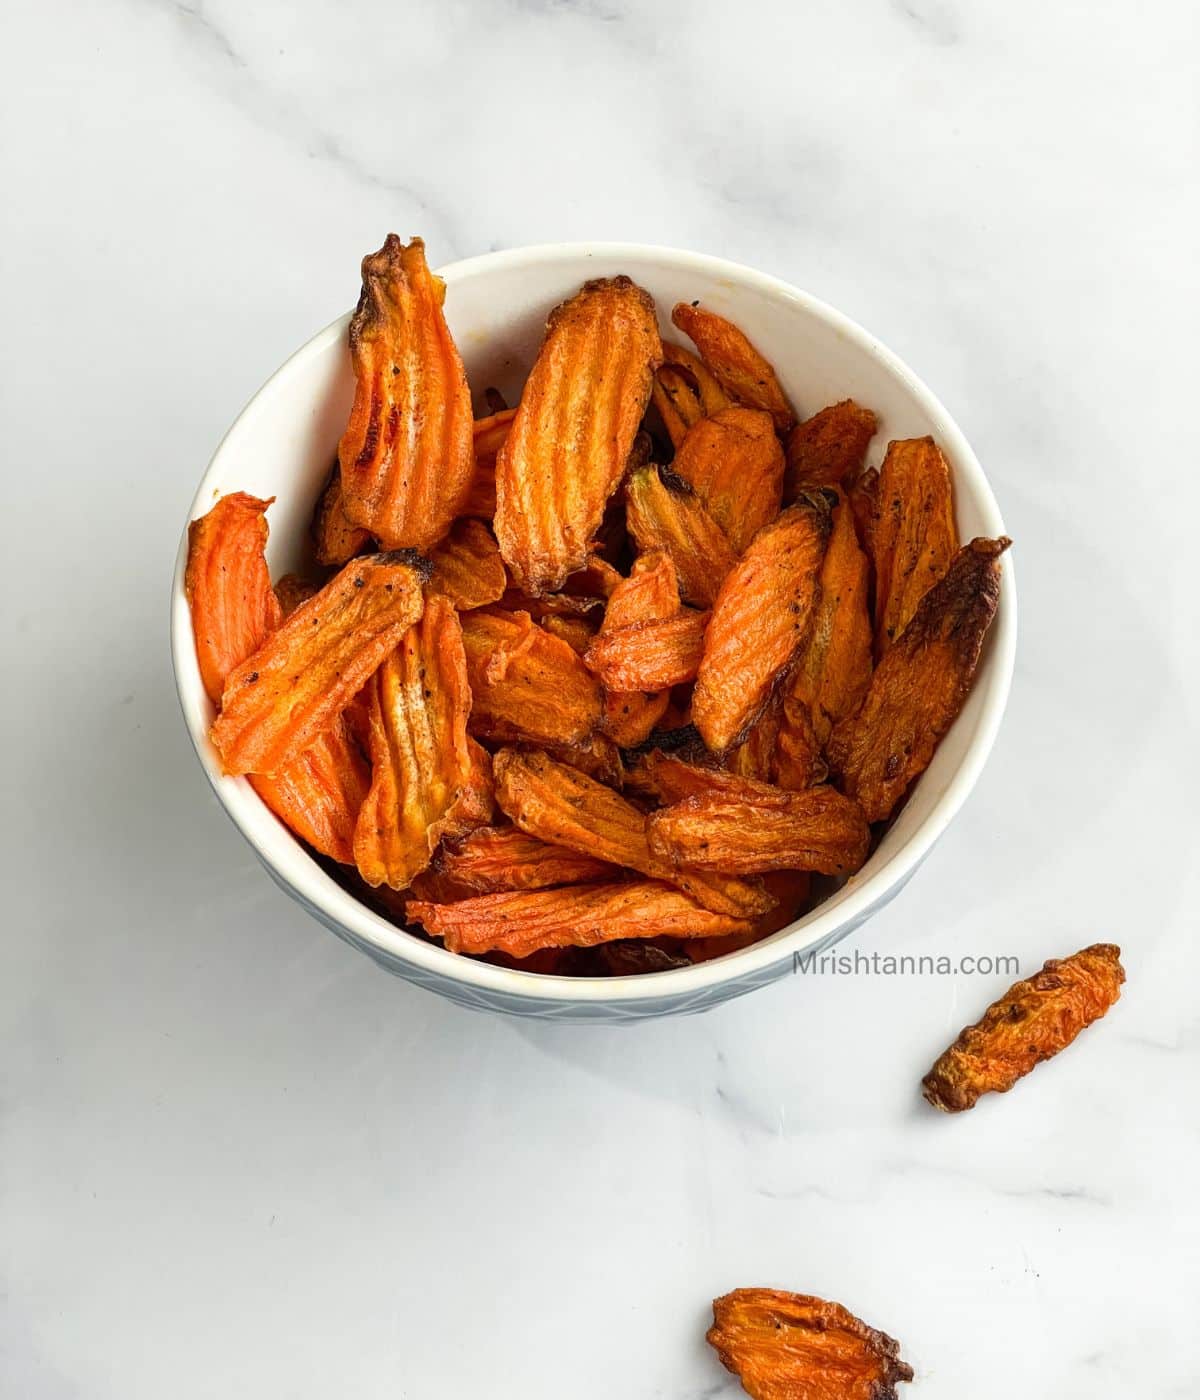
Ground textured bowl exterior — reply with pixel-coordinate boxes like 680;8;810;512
171;243;1015;1022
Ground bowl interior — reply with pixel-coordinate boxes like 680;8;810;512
172;244;1014;1004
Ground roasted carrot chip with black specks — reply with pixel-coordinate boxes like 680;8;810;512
251;715;370;866
669;408;784;553
708;1288;914;1400
671;303;797;433
408;881;754;958
428;518;508;610
828;536;1010;822
273;574;318;619
211;550;427;776
186;492;282;705
495;276;662;592
543;733;627;788
923;943;1124;1112
693;492;834;754
725;704;782;783
338;235;474;551
783;400;878;498
651;340;732;448
585;609;710;692
848;466;879;557
872;436;959;653
438;825;618;894
460;608;602;746
625;464;739;609
312;466;373;566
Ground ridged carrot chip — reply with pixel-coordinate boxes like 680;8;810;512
460;607;601;746
872;436;959;652
495;276;662;592
251;715;370;866
669;408;784;553
651;340;732;448
693;492;834;754
438;825;618;893
593;550;680;744
338;235;474;551
353;595;483;888
462;408;516;519
625;464;739;609
312;466;372;566
585;609;710;692
408;881;754;958
211;550;427;776
186;492;282;705
828;536;1010;822
428;518;507;610
671;303;796;433
783;399;878;498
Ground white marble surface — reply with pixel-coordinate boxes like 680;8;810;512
3;1;1198;1394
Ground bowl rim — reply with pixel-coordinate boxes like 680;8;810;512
170;240;1016;1005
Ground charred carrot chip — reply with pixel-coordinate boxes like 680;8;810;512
273;573;318;619
725;704;782;783
540;614;597;655
708;1288;914;1400
408;881;754;958
250;715;370;865
633;752;777;806
584;609;710;692
428;518;508;610
495;276;662;592
828;536;1009;822
693;493;834;754
460;408;516;519
438;825;618;893
460;607;601;746
872;436;959;652
338;235;474;551
671;303;797;433
493;747;773;919
210;550;427;776
651;341;732;449
649;783;870;876
625;464;739;609
594;940;692;975
312;466;373;566
669;408;784;553
186;493;282;705
923;943;1125;1113
483;387;507;414
783;400;878;498
353;595;482;888
447;739;496;837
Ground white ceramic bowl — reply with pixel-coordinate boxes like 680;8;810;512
171;243;1015;1021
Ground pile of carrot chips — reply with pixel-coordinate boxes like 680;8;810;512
188;235;1010;975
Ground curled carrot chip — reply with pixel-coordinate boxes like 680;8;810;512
708;1288;914;1400
633;752;775;805
693;492;834;754
669;408;784;553
584;609;710;691
923;943;1125;1112
725;704;782;783
353;594;482;888
872;436;959;652
408;881;754;958
186;493;282;705
428;518;508;610
460;607;601;746
312;466;372;566
338;235;474;551
495;276;662;592
783;399;878;498
250;715;370;865
462;408;516;519
438;825;617;893
273;573;318;619
671;303;797;433
828;536;1010;822
625;464;739;608
493;747;773;918
651;340;733;448
210;550;427;776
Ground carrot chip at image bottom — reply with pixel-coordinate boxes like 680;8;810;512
707;1288;913;1400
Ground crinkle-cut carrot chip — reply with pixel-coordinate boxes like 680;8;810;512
312;466;373;566
708;1288;914;1400
427;518;508;610
459;607;601;746
251;715;370;865
589;546;676;748
648;784;871;877
693;492;834;754
923;943;1124;1112
871;436;959;653
493;747;772;919
186;492;282;705
273;574;318;619
783;399;878;497
495;276;662;592
669;408;784;553
650;340;732;448
438;825;618;893
408;881;754;959
671;303;797;434
211;550;428;776
585;609;710;692
353;594;481;889
625;464;739;609
827;536;1010;822
338;235;474;551
461;408;516;519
